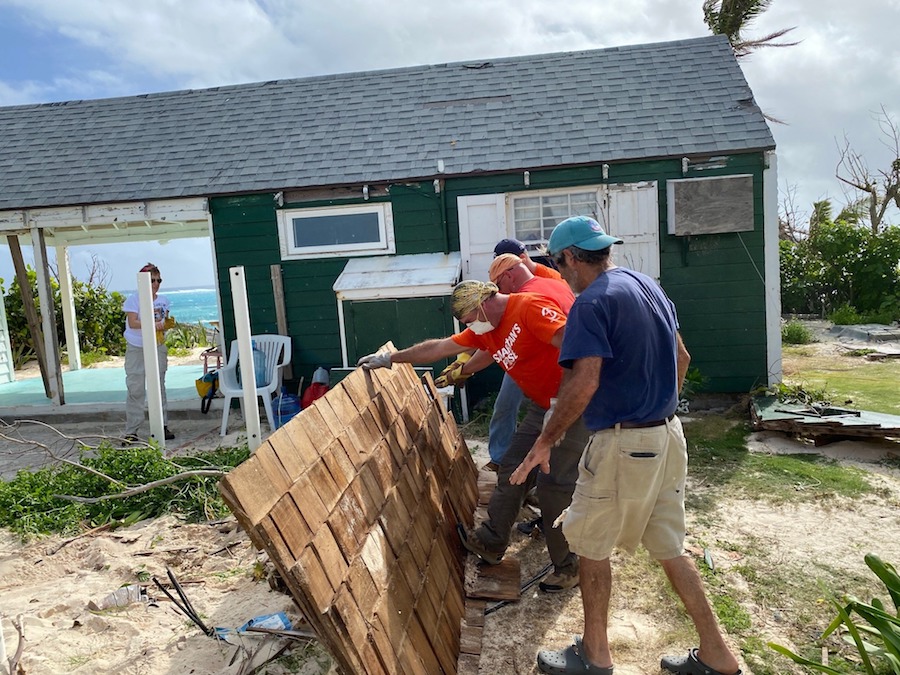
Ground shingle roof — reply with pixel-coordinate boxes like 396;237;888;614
0;35;774;211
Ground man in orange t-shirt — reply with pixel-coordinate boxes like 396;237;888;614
493;237;563;281
357;280;590;593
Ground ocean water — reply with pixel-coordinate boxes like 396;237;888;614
119;287;219;326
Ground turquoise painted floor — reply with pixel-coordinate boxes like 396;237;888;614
0;364;204;412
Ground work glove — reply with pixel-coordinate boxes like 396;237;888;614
357;351;392;370
434;353;472;388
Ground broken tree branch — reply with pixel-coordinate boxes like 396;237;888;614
54;470;226;503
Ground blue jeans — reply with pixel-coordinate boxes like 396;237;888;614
487;373;524;463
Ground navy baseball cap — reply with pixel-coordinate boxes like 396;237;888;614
548;216;623;255
493;238;526;256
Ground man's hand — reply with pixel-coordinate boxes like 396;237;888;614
509;440;552;484
357;352;392;370
434;353;471;388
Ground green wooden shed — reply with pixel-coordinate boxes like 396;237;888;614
0;34;781;406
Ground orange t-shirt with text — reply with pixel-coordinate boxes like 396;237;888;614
451;293;565;409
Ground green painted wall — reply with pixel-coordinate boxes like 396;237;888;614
210;151;770;395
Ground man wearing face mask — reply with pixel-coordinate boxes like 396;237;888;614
357;279;590;593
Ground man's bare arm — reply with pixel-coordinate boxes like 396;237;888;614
676;332;690;393
392;337;467;365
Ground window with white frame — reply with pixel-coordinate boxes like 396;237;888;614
277;203;395;259
510;187;602;248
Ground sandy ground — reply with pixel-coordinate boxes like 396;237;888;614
3;329;900;674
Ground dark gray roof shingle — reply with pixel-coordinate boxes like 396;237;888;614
0;35;774;211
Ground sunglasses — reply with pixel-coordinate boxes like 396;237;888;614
151;278;162;283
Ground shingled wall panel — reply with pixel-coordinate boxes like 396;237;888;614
219;351;478;674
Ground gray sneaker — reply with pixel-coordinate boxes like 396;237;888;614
539;562;580;593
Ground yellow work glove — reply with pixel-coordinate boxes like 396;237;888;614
435;353;472;388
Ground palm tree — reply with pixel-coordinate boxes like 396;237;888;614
703;0;798;58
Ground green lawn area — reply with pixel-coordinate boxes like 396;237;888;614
782;345;900;415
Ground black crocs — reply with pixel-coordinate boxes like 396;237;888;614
537;636;613;675
660;648;742;675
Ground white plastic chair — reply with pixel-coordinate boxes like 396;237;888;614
219;335;292;435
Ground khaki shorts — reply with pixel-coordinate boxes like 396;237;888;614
562;417;687;561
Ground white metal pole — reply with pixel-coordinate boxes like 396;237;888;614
229;266;261;451
137;271;165;448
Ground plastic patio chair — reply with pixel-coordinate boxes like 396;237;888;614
219;335;292;435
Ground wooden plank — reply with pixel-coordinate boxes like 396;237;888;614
330;488;366;555
321;442;351;491
401;616;441;675
465;599;486;628
337;433;366;470
331;586;369;666
315;394;346;437
280;419;324;470
369;613;402;675
346;556;379;623
288;474;329;535
311;525;348;591
7;235;51;397
293;548;333;615
265;430;309;483
338;374;371;412
296;404;335;452
457;652;481;675
459;623;483;655
219;454;282;525
464;555;521;601
306;459;342;513
323;387;358;429
268;492;312;563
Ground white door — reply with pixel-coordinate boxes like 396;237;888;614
0;292;14;384
458;182;660;283
604;181;660;281
457;194;507;282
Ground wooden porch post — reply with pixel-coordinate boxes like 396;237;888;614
7;234;51;398
29;227;64;404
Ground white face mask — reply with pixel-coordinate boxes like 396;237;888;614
467;320;494;335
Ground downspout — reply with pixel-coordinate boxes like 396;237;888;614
437;178;450;254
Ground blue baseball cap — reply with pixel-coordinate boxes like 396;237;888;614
548;216;623;255
493;238;526;256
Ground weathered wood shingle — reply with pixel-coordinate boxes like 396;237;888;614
0;35;773;210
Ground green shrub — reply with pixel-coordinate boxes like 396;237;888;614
3;265;127;362
829;304;864;325
782;320;814;344
165;322;210;349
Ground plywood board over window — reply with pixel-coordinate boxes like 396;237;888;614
219;346;479;674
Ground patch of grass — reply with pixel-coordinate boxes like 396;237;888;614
782;358;900;415
0;444;251;538
845;348;877;357
683;417;878;505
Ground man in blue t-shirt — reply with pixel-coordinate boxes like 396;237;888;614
511;216;741;675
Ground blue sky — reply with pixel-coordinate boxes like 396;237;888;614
1;0;898;291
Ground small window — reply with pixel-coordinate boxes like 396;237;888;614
510;188;601;249
278;203;395;259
